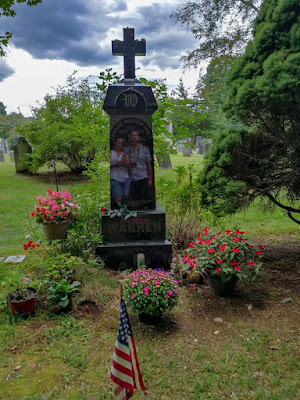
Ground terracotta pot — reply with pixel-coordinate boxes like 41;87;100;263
42;219;70;241
207;273;238;297
139;312;162;325
6;288;37;316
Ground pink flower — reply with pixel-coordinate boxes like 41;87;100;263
216;267;221;275
154;280;160;286
208;249;215;253
131;293;136;300
174;289;179;295
130;281;136;287
189;242;194;248
23;277;30;282
167;289;173;297
143;286;150;296
50;216;54;220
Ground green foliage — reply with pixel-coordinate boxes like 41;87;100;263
47;279;81;308
0;0;42;56
0;111;25;139
0;101;6;116
15;72;109;172
171;0;261;67
199;0;300;224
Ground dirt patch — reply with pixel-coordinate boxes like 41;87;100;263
20;170;89;185
76;300;104;320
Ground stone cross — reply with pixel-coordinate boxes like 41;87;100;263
112;28;146;79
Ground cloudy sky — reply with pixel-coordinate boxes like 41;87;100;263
0;0;202;115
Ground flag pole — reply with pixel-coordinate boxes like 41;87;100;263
120;282;123;299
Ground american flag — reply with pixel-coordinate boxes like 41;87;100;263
111;299;146;400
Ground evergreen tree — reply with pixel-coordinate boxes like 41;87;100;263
198;0;300;224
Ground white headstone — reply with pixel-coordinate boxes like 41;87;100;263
4;255;26;263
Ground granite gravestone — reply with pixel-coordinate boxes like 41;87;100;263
14;136;32;173
97;28;172;270
0;148;4;162
182;146;193;157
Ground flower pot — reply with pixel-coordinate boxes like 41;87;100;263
139;312;162;325
42;219;70;241
207;273;238;297
6;288;37;316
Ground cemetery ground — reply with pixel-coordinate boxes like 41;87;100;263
0;158;299;400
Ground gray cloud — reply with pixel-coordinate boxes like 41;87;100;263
1;0;196;71
0;59;15;82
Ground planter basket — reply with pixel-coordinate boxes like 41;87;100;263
207;273;238;297
42;219;70;241
6;287;37;316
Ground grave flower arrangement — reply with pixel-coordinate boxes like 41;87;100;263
31;189;79;224
122;268;179;321
182;228;264;283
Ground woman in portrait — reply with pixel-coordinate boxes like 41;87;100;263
110;136;130;206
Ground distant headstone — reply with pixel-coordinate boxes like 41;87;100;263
9;150;15;162
3;139;9;153
203;141;212;157
156;155;172;169
0;148;4;162
182;146;193;157
14;136;32;173
198;139;206;155
196;136;203;146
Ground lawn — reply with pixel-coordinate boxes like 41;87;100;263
0;157;299;400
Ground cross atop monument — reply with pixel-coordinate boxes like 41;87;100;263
112;28;146;80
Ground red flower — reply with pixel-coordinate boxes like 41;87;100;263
220;244;226;252
234;266;240;271
233;247;239;253
216;267;221;275
248;261;255;266
30;211;35;217
208;249;215;253
101;207;107;212
189;241;194;248
216;232;221;235
225;229;232;235
204;239;211;245
241;238;247;242
230;260;236;265
203;227;209;235
258;246;265;250
197;239;203;245
216;259;222;264
255;251;261;256
183;253;189;263
233;237;239;242
46;189;53;195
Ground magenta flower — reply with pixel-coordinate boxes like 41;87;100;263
131;293;136;299
143;286;150;296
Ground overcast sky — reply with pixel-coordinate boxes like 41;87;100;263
0;0;202;115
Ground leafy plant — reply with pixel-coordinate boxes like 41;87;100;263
47;279;81;308
109;202;137;221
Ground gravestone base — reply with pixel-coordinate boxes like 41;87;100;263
97;203;172;270
97;240;172;270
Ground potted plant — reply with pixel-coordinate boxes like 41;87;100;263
122;268;179;325
31;189;79;240
5;273;38;316
182;227;264;296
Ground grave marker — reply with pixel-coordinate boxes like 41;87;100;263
97;28;172;270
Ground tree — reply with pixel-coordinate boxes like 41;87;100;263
15;73;109;173
0;101;7;115
0;110;25;139
171;0;261;67
198;0;300;224
0;0;42;56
